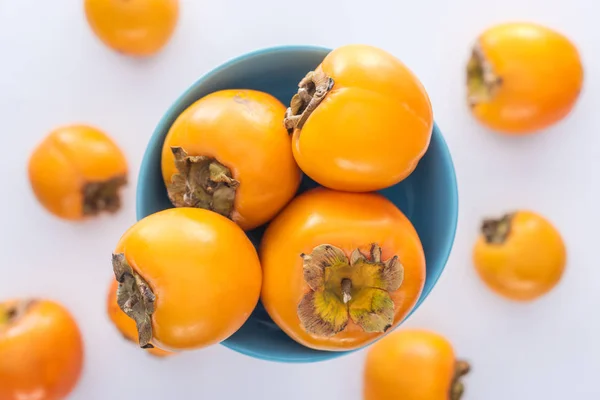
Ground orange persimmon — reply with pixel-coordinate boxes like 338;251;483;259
364;329;470;400
161;89;302;231
0;299;84;400
284;44;433;192
473;210;566;301
467;22;584;134
112;207;262;351
28;124;128;221
260;188;426;351
106;280;172;357
84;0;179;56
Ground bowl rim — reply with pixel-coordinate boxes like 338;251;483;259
136;45;459;363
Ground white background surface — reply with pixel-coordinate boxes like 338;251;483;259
0;1;598;399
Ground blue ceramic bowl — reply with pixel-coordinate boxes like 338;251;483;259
137;45;458;363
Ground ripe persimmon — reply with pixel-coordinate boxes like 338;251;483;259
260;188;426;351
0;299;84;400
467;22;584;134
107;280;172;358
364;329;470;400
112;207;262;351
28;124;128;221
161;89;302;231
84;0;179;56
473;210;566;301
284;44;433;192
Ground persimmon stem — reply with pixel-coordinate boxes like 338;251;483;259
112;253;156;349
481;213;514;244
341;278;352;304
284;70;334;133
450;360;471;400
83;175;127;216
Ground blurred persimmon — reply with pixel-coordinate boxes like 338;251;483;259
0;299;84;400
28;124;127;221
467;22;583;134
473;210;566;301
364;329;470;400
85;0;179;56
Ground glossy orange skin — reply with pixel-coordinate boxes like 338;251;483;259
292;44;433;192
106;280;172;357
85;0;179;56
0;300;84;400
115;207;262;351
161;89;302;231
471;22;584;134
28;124;128;220
473;211;566;301
364;329;457;400
260;188;426;351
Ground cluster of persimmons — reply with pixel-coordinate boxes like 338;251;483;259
0;1;582;399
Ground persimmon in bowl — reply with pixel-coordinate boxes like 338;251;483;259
137;45;458;362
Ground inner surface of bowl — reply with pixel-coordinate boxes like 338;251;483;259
137;46;458;363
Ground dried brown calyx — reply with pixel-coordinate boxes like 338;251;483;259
481;213;514;244
284;70;334;134
450;360;471;400
297;244;404;337
167;147;239;218
0;299;34;328
83;175;127;216
467;43;503;107
112;253;156;349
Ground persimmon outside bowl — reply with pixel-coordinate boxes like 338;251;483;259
136;45;458;363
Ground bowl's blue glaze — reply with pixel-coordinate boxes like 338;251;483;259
136;45;458;363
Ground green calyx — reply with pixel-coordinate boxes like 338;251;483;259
297;243;404;337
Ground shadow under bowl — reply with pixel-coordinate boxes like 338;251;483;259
136;45;458;363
